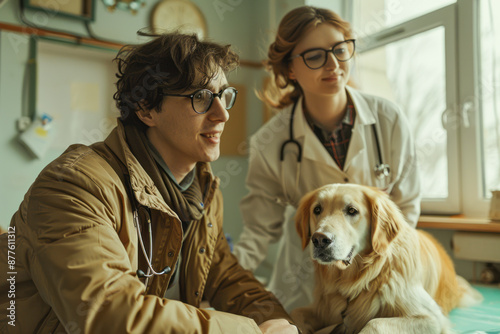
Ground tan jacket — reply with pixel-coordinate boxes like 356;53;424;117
0;122;292;333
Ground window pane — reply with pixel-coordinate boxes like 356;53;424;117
355;27;448;198
352;0;455;37
305;0;341;11
479;0;500;196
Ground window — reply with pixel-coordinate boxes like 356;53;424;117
356;27;451;201
351;0;455;37
479;0;500;199
349;0;500;217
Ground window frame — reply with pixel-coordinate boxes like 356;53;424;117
455;0;490;218
346;0;493;217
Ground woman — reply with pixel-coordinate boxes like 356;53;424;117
233;6;421;312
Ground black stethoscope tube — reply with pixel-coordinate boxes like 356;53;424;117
280;102;302;162
371;123;384;167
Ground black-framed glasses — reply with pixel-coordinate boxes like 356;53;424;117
289;39;356;70
163;87;238;114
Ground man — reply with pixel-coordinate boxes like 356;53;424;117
0;33;297;333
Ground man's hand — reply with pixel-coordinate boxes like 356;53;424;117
258;319;299;333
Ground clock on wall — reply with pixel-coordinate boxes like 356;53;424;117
151;0;207;40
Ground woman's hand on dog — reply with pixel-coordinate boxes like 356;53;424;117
259;319;299;333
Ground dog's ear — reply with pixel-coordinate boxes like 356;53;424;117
365;188;403;254
295;190;317;250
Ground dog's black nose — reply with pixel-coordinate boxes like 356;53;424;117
311;232;332;249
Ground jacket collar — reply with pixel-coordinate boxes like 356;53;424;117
104;120;218;215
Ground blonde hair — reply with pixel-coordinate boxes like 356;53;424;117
262;6;354;109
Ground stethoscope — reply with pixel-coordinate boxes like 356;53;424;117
124;175;171;286
280;101;391;199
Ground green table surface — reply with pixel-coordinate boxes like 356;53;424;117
449;285;500;334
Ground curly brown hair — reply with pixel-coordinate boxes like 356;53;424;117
113;32;239;129
262;6;353;109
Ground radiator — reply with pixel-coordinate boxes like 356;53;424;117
452;232;500;263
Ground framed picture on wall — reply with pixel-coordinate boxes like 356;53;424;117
220;84;247;156
23;0;96;22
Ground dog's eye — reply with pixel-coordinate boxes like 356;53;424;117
313;205;322;215
346;206;359;216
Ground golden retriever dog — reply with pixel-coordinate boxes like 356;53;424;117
291;184;482;334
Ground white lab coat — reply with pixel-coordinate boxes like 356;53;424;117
234;86;421;312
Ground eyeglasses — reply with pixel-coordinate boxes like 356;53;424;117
289;39;356;70
163;87;238;114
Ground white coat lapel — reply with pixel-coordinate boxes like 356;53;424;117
343;124;366;171
343;88;377;171
346;86;377;125
293;98;339;169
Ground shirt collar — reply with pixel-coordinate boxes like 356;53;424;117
303;99;356;134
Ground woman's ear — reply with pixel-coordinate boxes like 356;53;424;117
136;108;155;127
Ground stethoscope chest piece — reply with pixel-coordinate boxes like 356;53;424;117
374;163;391;180
370;123;391;182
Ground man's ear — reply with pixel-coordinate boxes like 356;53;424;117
295;190;317;250
136;107;155;127
288;67;296;81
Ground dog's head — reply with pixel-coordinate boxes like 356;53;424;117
295;184;403;270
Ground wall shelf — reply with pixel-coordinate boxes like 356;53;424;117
418;215;500;233
0;22;262;68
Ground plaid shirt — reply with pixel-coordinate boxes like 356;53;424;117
307;103;356;170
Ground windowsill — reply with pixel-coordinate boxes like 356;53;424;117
418;215;500;232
